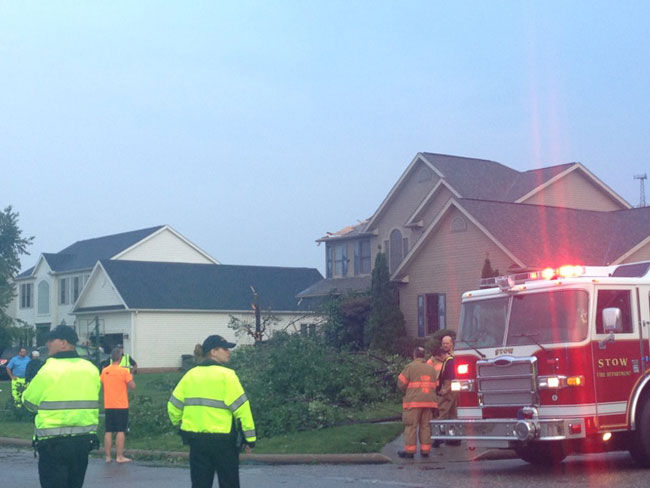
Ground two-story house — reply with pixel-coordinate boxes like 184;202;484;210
12;225;216;345
299;152;650;338
11;225;323;368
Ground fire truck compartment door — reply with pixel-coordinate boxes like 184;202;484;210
591;287;643;430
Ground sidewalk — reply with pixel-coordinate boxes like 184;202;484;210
0;434;517;465
381;433;517;464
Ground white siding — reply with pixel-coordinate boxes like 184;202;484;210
132;311;319;368
116;228;215;264
76;270;124;309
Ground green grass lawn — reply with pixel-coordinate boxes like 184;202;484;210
0;375;403;455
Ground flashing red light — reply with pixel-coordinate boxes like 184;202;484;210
538;265;585;281
456;363;469;376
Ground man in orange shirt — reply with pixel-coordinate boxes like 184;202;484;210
100;347;136;463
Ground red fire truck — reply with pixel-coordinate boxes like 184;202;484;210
430;261;650;466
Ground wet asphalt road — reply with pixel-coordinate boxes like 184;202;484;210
1;447;649;487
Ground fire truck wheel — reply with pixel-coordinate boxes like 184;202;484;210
514;441;566;466
630;398;650;467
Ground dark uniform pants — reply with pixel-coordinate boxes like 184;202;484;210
37;435;93;488
188;434;240;488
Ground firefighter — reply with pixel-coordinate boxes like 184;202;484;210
22;324;100;488
434;334;460;447
168;335;256;488
397;346;438;458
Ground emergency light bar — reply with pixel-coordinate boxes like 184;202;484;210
479;265;586;289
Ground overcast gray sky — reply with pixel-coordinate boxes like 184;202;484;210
2;1;649;275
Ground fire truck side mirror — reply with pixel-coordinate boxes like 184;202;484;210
602;307;622;334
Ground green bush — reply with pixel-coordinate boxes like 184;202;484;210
230;333;402;437
129;394;173;436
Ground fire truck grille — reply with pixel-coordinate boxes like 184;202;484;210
476;356;538;407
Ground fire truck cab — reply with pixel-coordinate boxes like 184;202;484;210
430;261;650;466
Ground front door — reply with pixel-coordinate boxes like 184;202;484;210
591;287;643;431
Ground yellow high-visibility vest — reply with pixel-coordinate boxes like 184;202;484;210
110;353;131;369
167;362;256;443
23;354;100;439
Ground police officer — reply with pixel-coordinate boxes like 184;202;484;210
23;325;100;488
102;344;138;374
6;346;30;407
168;335;256;488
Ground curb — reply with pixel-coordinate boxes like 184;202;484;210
0;436;515;465
0;437;390;465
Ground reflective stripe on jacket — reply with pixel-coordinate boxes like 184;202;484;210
22;353;100;439
397;358;438;409
167;361;256;443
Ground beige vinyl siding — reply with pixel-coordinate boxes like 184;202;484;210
371;161;440;266
117;228;214;263
621;242;650;264
398;208;516;336
521;170;624;211
408;186;456;247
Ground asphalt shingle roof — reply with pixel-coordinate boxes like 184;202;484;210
458;199;650;267
18;226;165;277
93;260;323;312
420;153;521;201
296;275;371;298
420;153;580;203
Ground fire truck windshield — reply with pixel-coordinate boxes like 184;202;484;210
458;289;589;348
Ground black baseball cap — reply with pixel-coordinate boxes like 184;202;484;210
201;335;236;353
46;324;79;345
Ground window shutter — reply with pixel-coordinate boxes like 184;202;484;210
417;295;425;337
326;246;333;278
354;241;360;276
342;244;348;276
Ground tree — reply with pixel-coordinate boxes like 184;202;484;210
227;286;279;343
366;252;407;353
0;206;34;346
481;254;500;278
321;292;371;351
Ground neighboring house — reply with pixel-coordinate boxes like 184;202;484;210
10;225;218;346
73;260;323;369
300;152;649;338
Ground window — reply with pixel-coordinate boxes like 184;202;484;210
37;280;50;314
507;290;590;345
20;283;33;308
354;239;371;275
417;166;433;182
451;216;467;233
417;293;446;336
596;289;633;334
326;243;348;278
389;229;403;273
300;323;316;337
72;276;81;302
59;278;68;305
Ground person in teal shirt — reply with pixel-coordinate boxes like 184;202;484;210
7;347;30;407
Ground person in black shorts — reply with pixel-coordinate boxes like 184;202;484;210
100;348;136;463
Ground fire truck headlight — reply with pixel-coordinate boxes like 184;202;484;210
451;379;475;392
547;377;560;388
539;375;583;389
